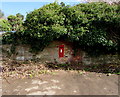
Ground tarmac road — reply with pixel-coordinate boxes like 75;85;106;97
2;70;119;95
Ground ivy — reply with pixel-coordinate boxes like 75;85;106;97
2;2;120;55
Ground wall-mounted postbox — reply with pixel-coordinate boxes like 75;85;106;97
59;45;64;58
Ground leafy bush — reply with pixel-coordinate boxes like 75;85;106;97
2;32;15;44
2;2;120;54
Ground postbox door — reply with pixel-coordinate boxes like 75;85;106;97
59;45;64;58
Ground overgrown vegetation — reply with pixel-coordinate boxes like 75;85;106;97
1;2;120;55
46;62;120;74
2;60;120;78
0;13;24;31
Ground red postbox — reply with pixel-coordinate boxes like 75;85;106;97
59;45;64;58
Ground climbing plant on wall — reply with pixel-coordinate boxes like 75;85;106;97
2;2;120;54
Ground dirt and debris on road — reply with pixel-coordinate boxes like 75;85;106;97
1;59;119;95
1;59;120;79
2;70;119;95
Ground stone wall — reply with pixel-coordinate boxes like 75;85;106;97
82;54;120;65
1;41;120;65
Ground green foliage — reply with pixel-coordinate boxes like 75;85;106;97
0;19;12;31
23;2;66;52
73;2;120;55
2;32;14;44
7;13;24;31
0;13;24;32
16;13;24;20
2;2;120;54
